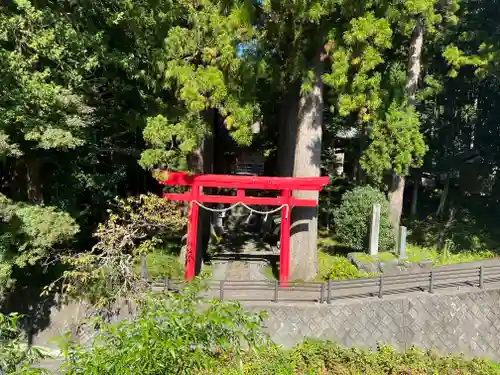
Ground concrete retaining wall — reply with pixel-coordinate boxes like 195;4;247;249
34;288;500;360
244;288;500;360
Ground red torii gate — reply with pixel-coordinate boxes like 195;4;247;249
158;172;329;284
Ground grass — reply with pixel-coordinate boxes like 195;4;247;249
261;249;366;282
215;342;500;375
352;252;396;263
258;232;498;282
317;234;340;248
316;231;498;281
345;245;496;265
406;244;496;265
137;250;213;279
316;249;379;281
263;265;276;280
140;251;184;279
316;249;340;280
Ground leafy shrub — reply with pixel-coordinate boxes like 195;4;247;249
333;186;395;252
409;215;500;256
56;285;268;375
0;313;46;374
216;346;292;375
326;256;374;280
405;243;495;265
141;251;184;279
47;193;187;314
216;340;500;374
0;194;79;295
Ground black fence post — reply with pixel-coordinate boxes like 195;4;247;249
274;280;279;303
429;271;434;294
220;280;225;301
327;280;332;304
479;266;484;289
378;276;384;299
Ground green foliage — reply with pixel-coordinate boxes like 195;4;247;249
333;186;395;252
0;1;91;157
361;102;427;180
1;0;260;172
138;0;260;170
237;346;293;375
323;12;392;120
47;194;186;312
353;252;396;263
140;251;184;279
317;237;378;281
0;194;79;293
56;288;268;375
0;313;46;374
325;256;375;280
0;0;500;342
318;0;458;184
32;287;500;374
409;206;500;256
0;0;262;297
319;243;493;282
405;243;495;265
215;340;500;374
316;246;341;280
440;0;499;77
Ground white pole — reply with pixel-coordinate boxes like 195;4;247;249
398;226;408;259
369;203;381;256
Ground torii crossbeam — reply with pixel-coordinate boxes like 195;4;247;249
158;172;329;284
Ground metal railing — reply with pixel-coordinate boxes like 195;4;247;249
147;263;500;304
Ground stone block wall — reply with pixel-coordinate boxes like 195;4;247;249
33;288;500;361
244;289;500;360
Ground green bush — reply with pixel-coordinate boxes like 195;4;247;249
218;346;293;375
326;256;374;280
55;285;268;375
0;313;46;374
333;186;395;252
139;250;184;279
216;340;500;374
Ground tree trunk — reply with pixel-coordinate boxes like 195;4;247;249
405;17;424;106
183;116;215;273
278;88;299;178
410;169;421;219
26;158;43;203
389;17;424;231
436;175;450;217
289;55;323;281
389;175;405;231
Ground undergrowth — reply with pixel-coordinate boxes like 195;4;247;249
213;341;500;375
317;232;497;281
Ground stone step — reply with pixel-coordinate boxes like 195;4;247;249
212;251;278;262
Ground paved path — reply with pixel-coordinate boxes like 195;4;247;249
210;237;274;281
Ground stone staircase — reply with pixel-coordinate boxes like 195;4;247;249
210;237;277;281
